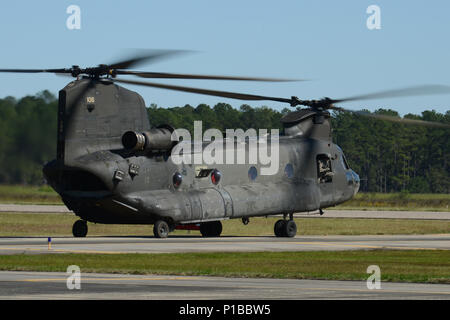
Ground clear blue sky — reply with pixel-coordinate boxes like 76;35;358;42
0;0;449;116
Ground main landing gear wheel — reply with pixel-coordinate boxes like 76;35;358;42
200;221;222;237
72;220;88;237
274;219;297;238
274;219;286;237
284;220;297;237
153;220;170;238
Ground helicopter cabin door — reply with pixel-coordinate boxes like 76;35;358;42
316;154;335;207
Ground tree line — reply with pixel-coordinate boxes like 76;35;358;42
0;91;448;193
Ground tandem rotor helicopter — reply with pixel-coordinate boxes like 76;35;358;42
1;51;449;238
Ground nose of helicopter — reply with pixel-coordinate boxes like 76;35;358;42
351;170;360;196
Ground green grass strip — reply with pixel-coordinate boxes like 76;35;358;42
0;213;449;236
0;250;449;284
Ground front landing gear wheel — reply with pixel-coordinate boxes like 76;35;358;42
153;220;170;238
72;220;88;237
200;221;222;237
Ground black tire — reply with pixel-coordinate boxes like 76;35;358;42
200;221;222;237
153;220;170;238
274;219;286;237
284;220;297;238
72;220;88;237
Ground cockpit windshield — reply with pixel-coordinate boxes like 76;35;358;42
336;146;350;170
341;154;350;170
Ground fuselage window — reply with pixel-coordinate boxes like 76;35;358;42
317;154;333;183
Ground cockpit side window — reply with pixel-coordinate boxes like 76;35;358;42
317;154;333;183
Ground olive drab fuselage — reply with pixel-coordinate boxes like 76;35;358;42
43;79;360;226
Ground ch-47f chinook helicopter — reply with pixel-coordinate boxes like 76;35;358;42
1;51;449;238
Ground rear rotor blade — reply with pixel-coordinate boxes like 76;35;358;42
113;78;293;104
108;49;190;70
0;50;190;76
116;70;300;82
0;68;70;74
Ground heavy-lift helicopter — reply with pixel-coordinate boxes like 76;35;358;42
1;51;449;238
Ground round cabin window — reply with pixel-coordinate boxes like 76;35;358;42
284;163;294;178
172;172;182;188
248;166;258;181
211;169;221;185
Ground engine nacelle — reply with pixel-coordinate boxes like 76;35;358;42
122;125;177;152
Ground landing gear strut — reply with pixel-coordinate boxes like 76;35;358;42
274;215;297;238
72;220;88;237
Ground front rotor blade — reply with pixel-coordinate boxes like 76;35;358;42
116;70;300;82
113;78;293;104
108;50;190;70
333;85;450;104
330;105;450;128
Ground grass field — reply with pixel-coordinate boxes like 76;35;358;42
337;192;450;211
0;250;448;284
0;184;448;211
0;212;449;237
0;185;61;204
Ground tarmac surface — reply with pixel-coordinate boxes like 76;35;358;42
0;234;449;255
1;205;449;300
0;271;449;300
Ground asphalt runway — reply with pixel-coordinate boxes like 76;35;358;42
1;206;448;300
0;271;449;300
0;234;449;255
1;204;450;220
